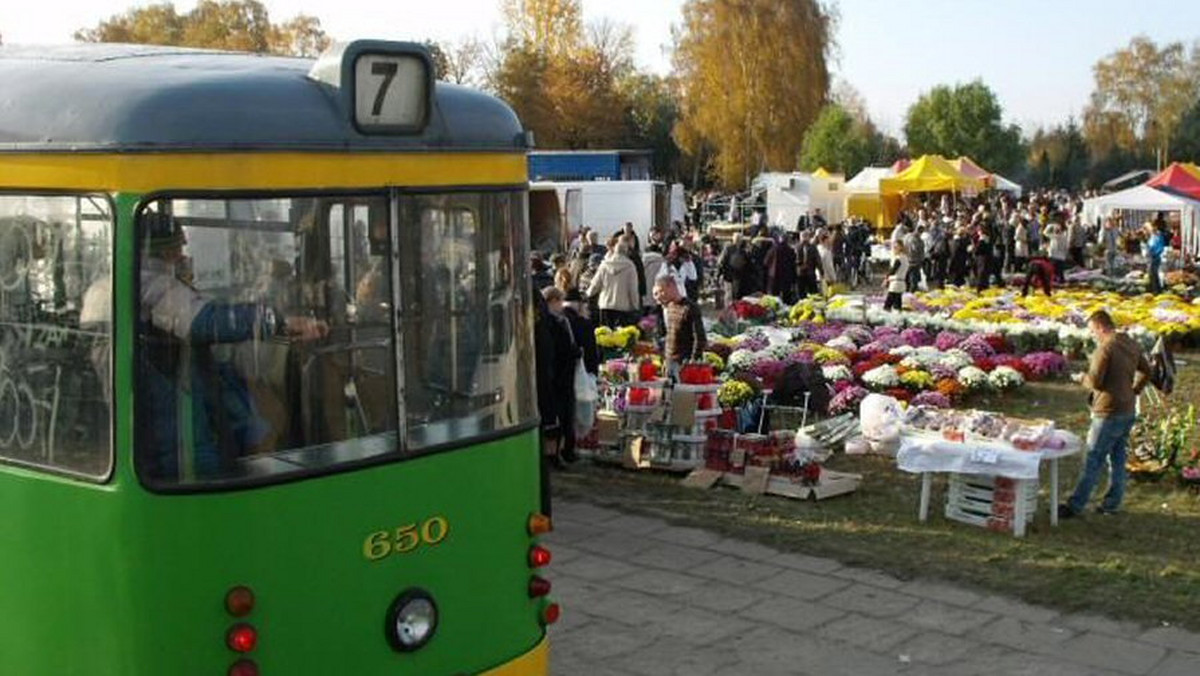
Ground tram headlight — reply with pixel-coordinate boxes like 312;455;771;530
385;589;438;652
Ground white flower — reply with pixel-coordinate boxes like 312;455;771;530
988;366;1025;390
821;364;853;382
889;345;915;357
826;335;857;353
862;365;900;389
957;366;989;390
938;349;974;371
727;349;761;373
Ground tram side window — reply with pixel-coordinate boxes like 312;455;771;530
133;196;398;487
0;195;113;479
398;192;537;449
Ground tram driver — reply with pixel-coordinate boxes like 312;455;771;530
136;213;329;480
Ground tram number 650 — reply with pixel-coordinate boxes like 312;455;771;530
363;517;449;561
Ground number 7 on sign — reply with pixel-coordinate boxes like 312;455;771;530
370;61;399;116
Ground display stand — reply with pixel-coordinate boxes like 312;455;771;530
583;378;720;473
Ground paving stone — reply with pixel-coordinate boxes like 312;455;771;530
550;652;638;676
612;569;706;596
815;613;919;653
543;542;584;564
975;594;1061;624
704;537;783;561
1060;613;1147;638
830;566;907;589
1051;631;1167;675
900;599;997;636
975;616;1075;655
610;636;740;676
1151;650;1200;676
679;582;772;614
768;551;843;575
737;596;846;634
552;501;625;524
717;626;908;676
821;584;920;618
895;631;980;666
920;644;1127;676
649;525;724;548
571;531;658;559
555;554;639;581
605;513;671;535
545;518;609;545
1140;626;1200;654
691;555;784;584
649;604;758;645
549;618;657;662
896;579;983;608
583;588;687;628
627;542;722;570
547;603;595;636
752;568;850;601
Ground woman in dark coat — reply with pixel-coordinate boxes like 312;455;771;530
764;235;798;303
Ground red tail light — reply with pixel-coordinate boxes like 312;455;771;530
528;576;552;598
541;602;561;625
228;659;260;676
528;545;552;568
225;586;255;617
226;623;258;653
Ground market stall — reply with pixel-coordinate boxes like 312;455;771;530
950;156;994;191
878;155;984;226
1081;184;1200;256
844;166;897;230
894;406;1083;536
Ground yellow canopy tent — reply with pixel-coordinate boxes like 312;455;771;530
1183;163;1200;180
813;167;832;179
878;155;984;226
950;157;994;189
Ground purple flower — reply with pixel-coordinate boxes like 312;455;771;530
930;363;959;381
959;334;996;360
829;386;869;415
873;326;900;340
842;325;875;346
901;328;932;347
912;392;951;409
1022;351;1068;379
934;331;965;351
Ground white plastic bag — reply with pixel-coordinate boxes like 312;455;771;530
574;360;597;432
859;394;902;443
574;360;597;402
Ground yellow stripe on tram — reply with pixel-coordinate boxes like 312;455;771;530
0;152;527;191
480;637;550;676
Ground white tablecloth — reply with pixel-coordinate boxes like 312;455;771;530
896;430;1083;480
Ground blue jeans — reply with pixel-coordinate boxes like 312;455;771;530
1067;413;1136;513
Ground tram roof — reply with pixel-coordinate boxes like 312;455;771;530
0;43;527;153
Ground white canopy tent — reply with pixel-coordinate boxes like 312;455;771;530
752;172;846;228
845;166;894;192
1082;184;1200;255
992;174;1022;198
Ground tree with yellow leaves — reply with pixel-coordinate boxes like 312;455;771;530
75;1;331;58
672;0;834;190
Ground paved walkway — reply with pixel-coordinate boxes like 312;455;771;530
544;499;1200;676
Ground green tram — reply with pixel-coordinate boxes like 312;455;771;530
0;41;554;675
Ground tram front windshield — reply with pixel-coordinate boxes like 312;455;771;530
133;192;535;489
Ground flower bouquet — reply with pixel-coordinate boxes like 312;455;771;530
988;366;1025;391
862;365;900;391
957;366;989;392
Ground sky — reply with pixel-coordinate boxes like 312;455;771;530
5;0;1200;138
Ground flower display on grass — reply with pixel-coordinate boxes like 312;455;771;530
957;366;989;391
988;365;1025;391
1021;351;1069;380
862;365;901;390
829;386;869;415
821;364;853;383
912;391;952;409
900;369;936;391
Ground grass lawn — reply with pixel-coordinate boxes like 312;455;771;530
553;353;1200;630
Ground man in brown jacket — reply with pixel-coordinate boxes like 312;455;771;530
654;276;706;379
1060;310;1152;518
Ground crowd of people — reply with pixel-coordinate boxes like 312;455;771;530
529;188;1184;475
